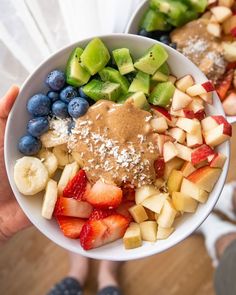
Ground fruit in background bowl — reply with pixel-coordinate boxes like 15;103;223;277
5;34;231;260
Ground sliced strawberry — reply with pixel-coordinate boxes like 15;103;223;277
116;201;135;221
89;209;114;220
216;69;234;101
191;144;215;166
86;180;122;209
194;110;206;121
63;169;90;200
56;216;86;239
54;197;93;218
154;158;165;179
122;184;135;201
80;214;129;250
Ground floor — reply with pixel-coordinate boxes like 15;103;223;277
1;123;236;295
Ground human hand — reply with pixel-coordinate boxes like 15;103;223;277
0;86;30;245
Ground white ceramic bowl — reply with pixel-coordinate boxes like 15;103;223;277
5;34;230;261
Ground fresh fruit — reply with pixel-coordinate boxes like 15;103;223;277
149;81;175;107
176;117;200;134
152;70;169;82
122;184;135;201
46;70;65;91
163;157;184;180
18;135;42;156
27;117;49;138
151;106;172;124
187;166;222;192
14;156;48;195
68;97;89;118
154;158;165;179
215;69;234;100
47;91;59;102
89;209;114;220
186;81;214;97
163;141;178;162
186;122;203;148
219;0;234;8
129;204;149;223
80;214;129;250
201;116;218;132
116;201;134;220
52;100;69;119
222;92;236;115
211;6;232;23
41;179;58;219
40;130;69;148
56;216;86;239
135;185;159;204
140;9;171;32
154;178;165;189
38;149;58;177
54;197;92;218
222;15;236;34
59;86;78;103
204;123;232;146
142;192;168;213
86;179;122;209
123;222;142;249
175;75;194;92
157;199;177;228
66;47;90;87
151;117;168;133
181;161;196;177
180;178;209;203
140;221;157;242
125;92;150;111
174;143;192;162
112;48;135;75
129;71;150;95
207;22;221;37
172;191;198;212
156;226;174;240
53;144;73;167
167;169;183;194
83;79;121;102
27;93;51;117
80;38;110;75
134;44;168;75
58;162;79;195
222;42;236;62
191;144;214;165
168;128;186;144
208;153;227;168
172;89;192;111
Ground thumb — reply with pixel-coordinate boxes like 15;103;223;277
0;85;19;119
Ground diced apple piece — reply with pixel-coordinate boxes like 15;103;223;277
176;117;200;134
208;152;227;168
222;92;236;116
151;117;168;133
186;121;203;148
207;22;221;37
191;144;215;165
142;193;168;214
167;169;183;194
223;15;236;34
186;83;212;97
212;116;232;135
140;221;157;242
152;106;172;124
181;161;196;177
174;143;192;162
157;134;175;155
219;0;234;8
172;89;192;111
156;227;174;240
204;124;231;146
168;128;186;144
135;185;159;204
187;166;222;192
163;142;178;162
164;158;184;180
157;200;177;228
188;99;205;113
201;116;218;132
172;191;198;212
154;178;165;189
175;75;194;92
123;222;142;249
180;178;209;203
211;6;232;23
223;42;236;62
145;208;156;221
129;204;148;223
168;75;177;84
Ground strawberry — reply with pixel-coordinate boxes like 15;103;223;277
85;180;123;209
80;214;129;250
122;184;135;201
63;169;90;200
89;209;114;220
154;158;165;179
216;69;234;101
54;197;93;218
116;201;135;221
56;216;86;239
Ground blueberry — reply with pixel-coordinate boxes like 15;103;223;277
52;100;69;119
169;42;177;49
159;35;171;44
18;135;42;156
138;29;163;40
68;120;75;134
46;70;65;91
68;97;89;118
47;91;59;103
27;117;49;137
27;94;51;117
78;87;88;99
60;86;78;104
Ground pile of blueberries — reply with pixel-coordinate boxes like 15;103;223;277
138;29;177;49
19;70;90;156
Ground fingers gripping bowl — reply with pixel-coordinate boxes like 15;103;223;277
5;34;231;260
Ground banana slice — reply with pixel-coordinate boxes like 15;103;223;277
42;179;58;219
53;144;74;168
58;162;79;195
14;157;49;195
38;149;58;177
41;130;69;148
72;151;85;167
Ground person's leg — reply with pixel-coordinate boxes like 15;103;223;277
47;253;89;295
97;260;123;295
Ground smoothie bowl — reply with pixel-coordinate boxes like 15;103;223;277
5;34;231;260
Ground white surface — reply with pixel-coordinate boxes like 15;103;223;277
5;34;230;260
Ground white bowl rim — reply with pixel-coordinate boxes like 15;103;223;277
4;33;230;260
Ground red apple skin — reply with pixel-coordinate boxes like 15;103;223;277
212;116;232;136
231;27;236;37
194;110;206;121
151;106;172;122
191;144;215;165
183;109;195;119
154;158;165;178
202;81;215;92
209;153;226;168
222;92;236;116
